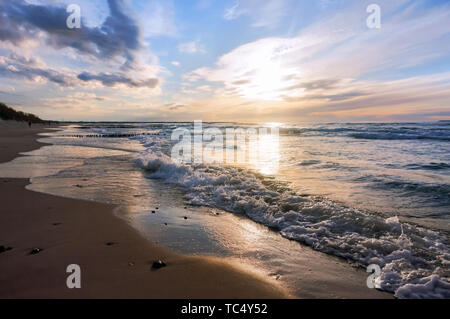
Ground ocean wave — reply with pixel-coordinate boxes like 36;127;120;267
404;163;450;171
297;160;321;166
295;124;450;141
365;178;450;206
349;132;450;141
135;148;450;298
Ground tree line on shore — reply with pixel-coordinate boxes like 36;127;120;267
0;102;44;123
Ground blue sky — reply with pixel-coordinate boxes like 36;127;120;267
0;0;450;122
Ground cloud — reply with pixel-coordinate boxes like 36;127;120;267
41;92;108;109
189;0;450;105
0;0;142;70
0;54;74;86
171;61;180;66
164;102;185;111
178;41;205;54
285;79;340;92
77;72;159;88
223;0;295;28
68;92;106;101
224;1;241;20
0;1;163;91
0;52;160;89
135;0;177;38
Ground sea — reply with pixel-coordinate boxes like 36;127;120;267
1;121;449;298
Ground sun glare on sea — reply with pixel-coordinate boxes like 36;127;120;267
251;129;280;175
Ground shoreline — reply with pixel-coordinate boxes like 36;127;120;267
0;123;288;298
0;122;392;299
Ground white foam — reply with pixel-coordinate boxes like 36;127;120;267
395;275;450;299
135;136;450;298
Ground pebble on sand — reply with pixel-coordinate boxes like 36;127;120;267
0;245;12;253
151;260;167;270
29;248;43;255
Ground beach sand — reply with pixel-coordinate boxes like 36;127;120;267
0;122;391;298
0;122;54;163
0;123;287;298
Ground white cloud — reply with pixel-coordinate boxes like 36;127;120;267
223;0;295;28
224;1;241;20
171;61;180;67
196;85;212;91
191;0;450;103
178;41;205;54
135;0;177;37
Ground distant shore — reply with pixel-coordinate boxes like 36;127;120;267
0;122;287;298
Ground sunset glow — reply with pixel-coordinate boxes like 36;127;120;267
0;0;449;122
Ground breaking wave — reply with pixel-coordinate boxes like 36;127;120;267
298;123;450;142
135;149;450;299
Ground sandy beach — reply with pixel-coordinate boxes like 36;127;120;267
0;123;287;298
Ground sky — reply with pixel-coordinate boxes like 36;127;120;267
0;0;449;122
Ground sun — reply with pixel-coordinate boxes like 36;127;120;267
235;55;303;102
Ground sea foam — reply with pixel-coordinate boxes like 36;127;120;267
134;138;450;298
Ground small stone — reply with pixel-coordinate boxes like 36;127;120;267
156;207;159;210
52;222;62;226
106;242;115;246
128;262;135;267
151;260;166;270
151;210;156;214
0;246;12;253
75;184;83;188
164;223;168;226
183;216;188;220
29;248;43;255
